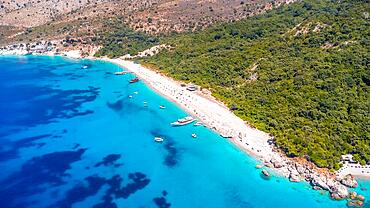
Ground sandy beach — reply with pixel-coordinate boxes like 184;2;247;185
106;58;283;165
338;163;370;178
105;58;370;182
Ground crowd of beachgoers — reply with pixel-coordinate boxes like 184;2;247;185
0;44;368;205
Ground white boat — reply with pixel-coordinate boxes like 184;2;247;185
192;133;197;138
133;91;139;94
194;121;203;126
128;95;133;98
262;169;270;177
159;105;166;109
220;133;232;138
171;116;196;126
154;137;164;142
186;84;198;91
114;71;128;75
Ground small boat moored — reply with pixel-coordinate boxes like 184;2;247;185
220;133;233;139
262;169;270;177
129;77;140;83
159;105;166;109
186;84;198;91
171;116;196;126
81;65;88;69
154;137;164;142
192;133;197;138
115;71;129;75
194;121;203;126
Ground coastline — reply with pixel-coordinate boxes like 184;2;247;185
101;58;365;199
90;58;370;178
1;55;361;208
1;46;368;202
105;59;276;160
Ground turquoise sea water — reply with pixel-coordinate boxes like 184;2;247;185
0;55;368;208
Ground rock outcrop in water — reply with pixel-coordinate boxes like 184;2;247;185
347;193;366;207
264;155;358;200
340;174;358;188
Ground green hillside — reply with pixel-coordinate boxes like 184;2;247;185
138;0;369;169
94;17;159;58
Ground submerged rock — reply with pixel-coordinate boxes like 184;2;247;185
357;195;365;201
347;200;364;207
350;192;358;200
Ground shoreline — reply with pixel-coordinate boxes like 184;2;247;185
101;59;366;197
93;58;370;177
1;46;368;202
105;59;276;160
103;58;269;161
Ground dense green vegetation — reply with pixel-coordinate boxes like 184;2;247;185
138;0;369;170
94;17;159;58
96;0;369;169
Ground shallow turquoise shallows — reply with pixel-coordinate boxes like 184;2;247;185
0;55;368;208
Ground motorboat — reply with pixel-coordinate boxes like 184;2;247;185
129;78;139;83
154;137;164;142
186;84;198;91
171;116;196;126
194;121;203;126
114;71;129;75
220;133;232;138
159;105;166;109
262;169;270;177
192;133;197;138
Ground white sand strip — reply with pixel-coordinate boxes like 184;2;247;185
337;163;370;178
105;58;283;164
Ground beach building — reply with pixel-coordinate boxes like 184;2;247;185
341;154;356;163
186;83;198;91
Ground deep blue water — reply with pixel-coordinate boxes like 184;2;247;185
0;55;368;208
